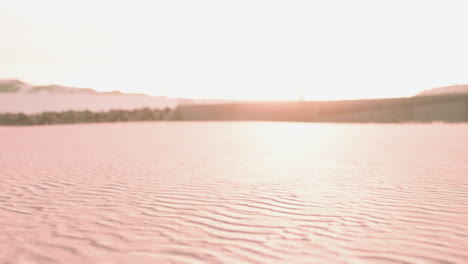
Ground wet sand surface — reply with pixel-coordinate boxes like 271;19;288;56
1;122;467;263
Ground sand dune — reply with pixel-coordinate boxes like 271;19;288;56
0;122;467;263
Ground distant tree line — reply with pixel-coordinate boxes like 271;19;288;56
0;108;172;126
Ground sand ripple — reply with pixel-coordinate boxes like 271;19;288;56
0;122;467;263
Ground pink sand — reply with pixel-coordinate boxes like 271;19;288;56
1;122;467;263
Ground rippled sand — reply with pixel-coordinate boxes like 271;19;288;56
1;122;467;263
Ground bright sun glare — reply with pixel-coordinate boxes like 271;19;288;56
1;0;468;100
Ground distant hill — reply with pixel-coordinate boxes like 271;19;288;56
416;85;468;96
0;79;144;96
0;79;178;113
0;79;32;93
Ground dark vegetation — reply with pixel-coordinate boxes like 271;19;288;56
173;94;468;123
0;108;172;126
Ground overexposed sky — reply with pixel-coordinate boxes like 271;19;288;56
1;0;468;100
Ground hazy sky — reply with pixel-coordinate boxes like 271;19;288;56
1;0;468;100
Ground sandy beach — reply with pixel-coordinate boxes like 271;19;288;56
1;122;467;263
